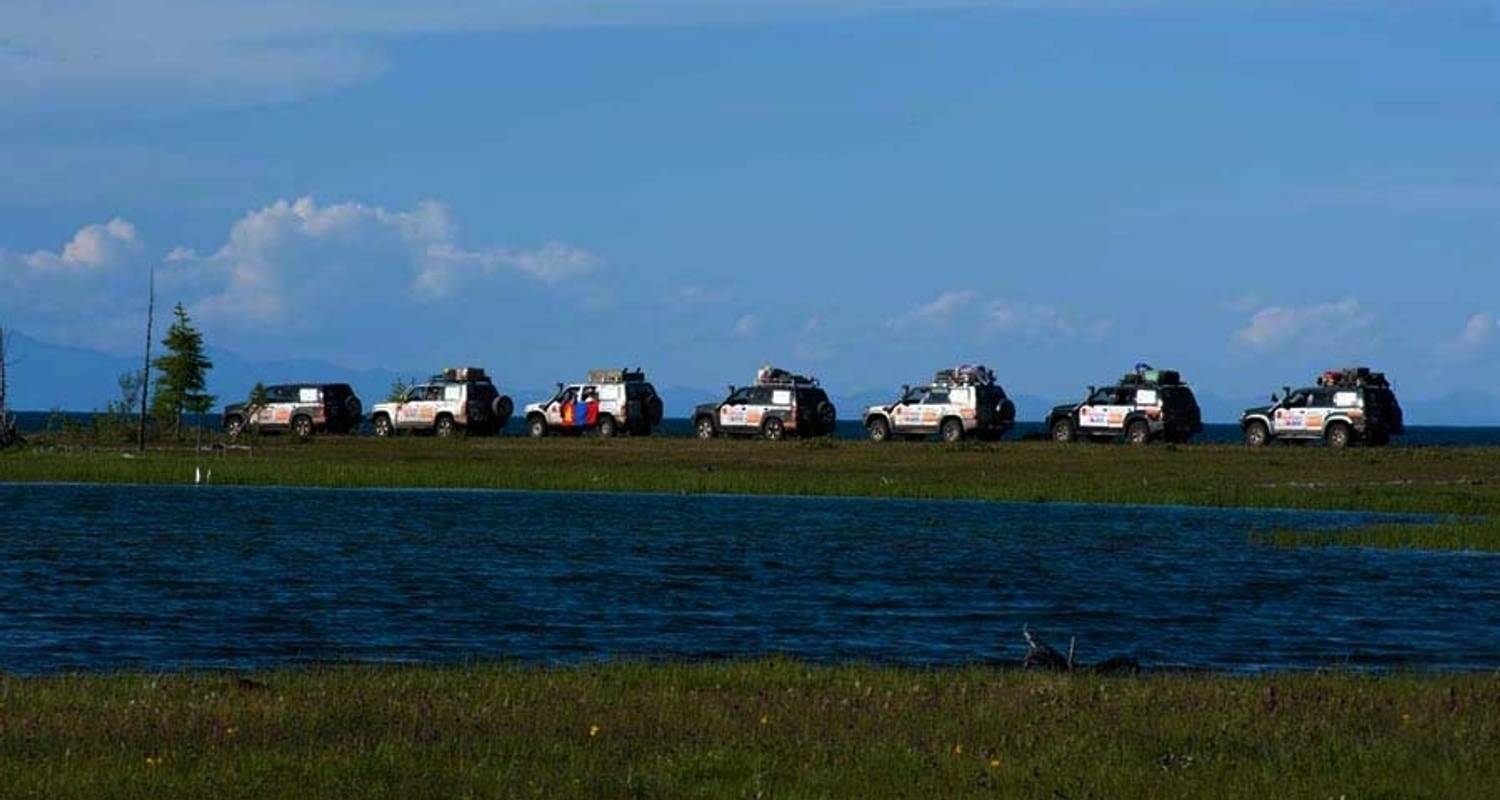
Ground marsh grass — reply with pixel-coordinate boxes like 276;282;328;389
2;661;1497;799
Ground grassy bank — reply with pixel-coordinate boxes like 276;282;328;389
3;661;1496;799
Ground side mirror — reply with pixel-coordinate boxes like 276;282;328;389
1086;385;1096;396
555;382;564;390
1270;393;1279;403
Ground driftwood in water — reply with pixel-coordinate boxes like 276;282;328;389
1023;628;1140;675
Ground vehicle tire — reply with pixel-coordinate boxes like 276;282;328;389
1125;419;1151;446
435;415;456;438
867;417;891;443
940;418;964;443
1325;422;1352;449
493;396;514;423
816;401;836;433
597;415;617;438
292;415;314;440
225;415;246;440
373;414;394;438
763;417;786;441
1050;418;1075;443
1243;421;1270;447
527;415;548;438
695;416;716;439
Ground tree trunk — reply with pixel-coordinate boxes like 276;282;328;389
138;267;154;452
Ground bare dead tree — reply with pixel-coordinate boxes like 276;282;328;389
137;266;154;452
0;326;18;447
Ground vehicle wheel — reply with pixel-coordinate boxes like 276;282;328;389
940;418;964;443
1243;421;1270;447
1325;422;1352;449
867;417;891;443
1125;419;1151;446
597;415;617;438
373;415;393;438
816;401;837;433
1050;418;1075;443
435;415;456;438
292;415;314;440
225;415;245;440
695;416;716;439
493;396;514;423
527;415;548;438
763;417;786;441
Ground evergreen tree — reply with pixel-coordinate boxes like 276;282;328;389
151;303;214;436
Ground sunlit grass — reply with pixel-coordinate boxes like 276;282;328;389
2;661;1497;799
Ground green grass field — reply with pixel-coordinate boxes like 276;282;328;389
4;661;1497;799
5;435;1500;549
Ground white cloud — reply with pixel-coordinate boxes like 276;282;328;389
0;196;598;353
888;290;974;332
1234;299;1374;351
732;314;760;337
0;218;151;348
2;1;1311;109
1458;313;1498;348
985;298;1110;338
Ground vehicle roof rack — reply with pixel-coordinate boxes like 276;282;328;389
1119;363;1182;386
755;364;819;387
433;366;491;383
932;363;996;387
1316;367;1388;388
587;367;647;384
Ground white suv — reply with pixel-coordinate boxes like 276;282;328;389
863;365;1016;443
524;368;665;438
369;367;513;438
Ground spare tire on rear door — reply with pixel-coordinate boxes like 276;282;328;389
647;394;664;425
493;395;514;422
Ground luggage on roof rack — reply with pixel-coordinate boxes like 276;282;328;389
438;366;488;382
756;365;817;386
1317;367;1387;388
587;367;646;384
933;364;996;386
1121;365;1181;386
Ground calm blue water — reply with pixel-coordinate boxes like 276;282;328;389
15;411;1500;446
1;484;1495;674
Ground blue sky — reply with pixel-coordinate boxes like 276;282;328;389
2;1;1498;406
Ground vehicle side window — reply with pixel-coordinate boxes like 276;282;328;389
1284;391;1310;408
925;389;950;405
425;386;442;401
903;387;928;404
1088;387;1115;404
749;387;774;405
727;387;754;404
406;386;427;402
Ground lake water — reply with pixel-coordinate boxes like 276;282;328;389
2;484;1495;674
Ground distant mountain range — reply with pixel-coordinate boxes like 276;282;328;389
4;331;1499;426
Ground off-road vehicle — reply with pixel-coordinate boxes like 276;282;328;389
1047;364;1202;445
863;364;1017;442
369;367;513;438
1240;367;1404;448
223;383;362;439
692;365;837;440
524;368;665;438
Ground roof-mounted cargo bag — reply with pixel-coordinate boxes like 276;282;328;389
933;364;996;386
756;364;817;386
587;368;647;384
